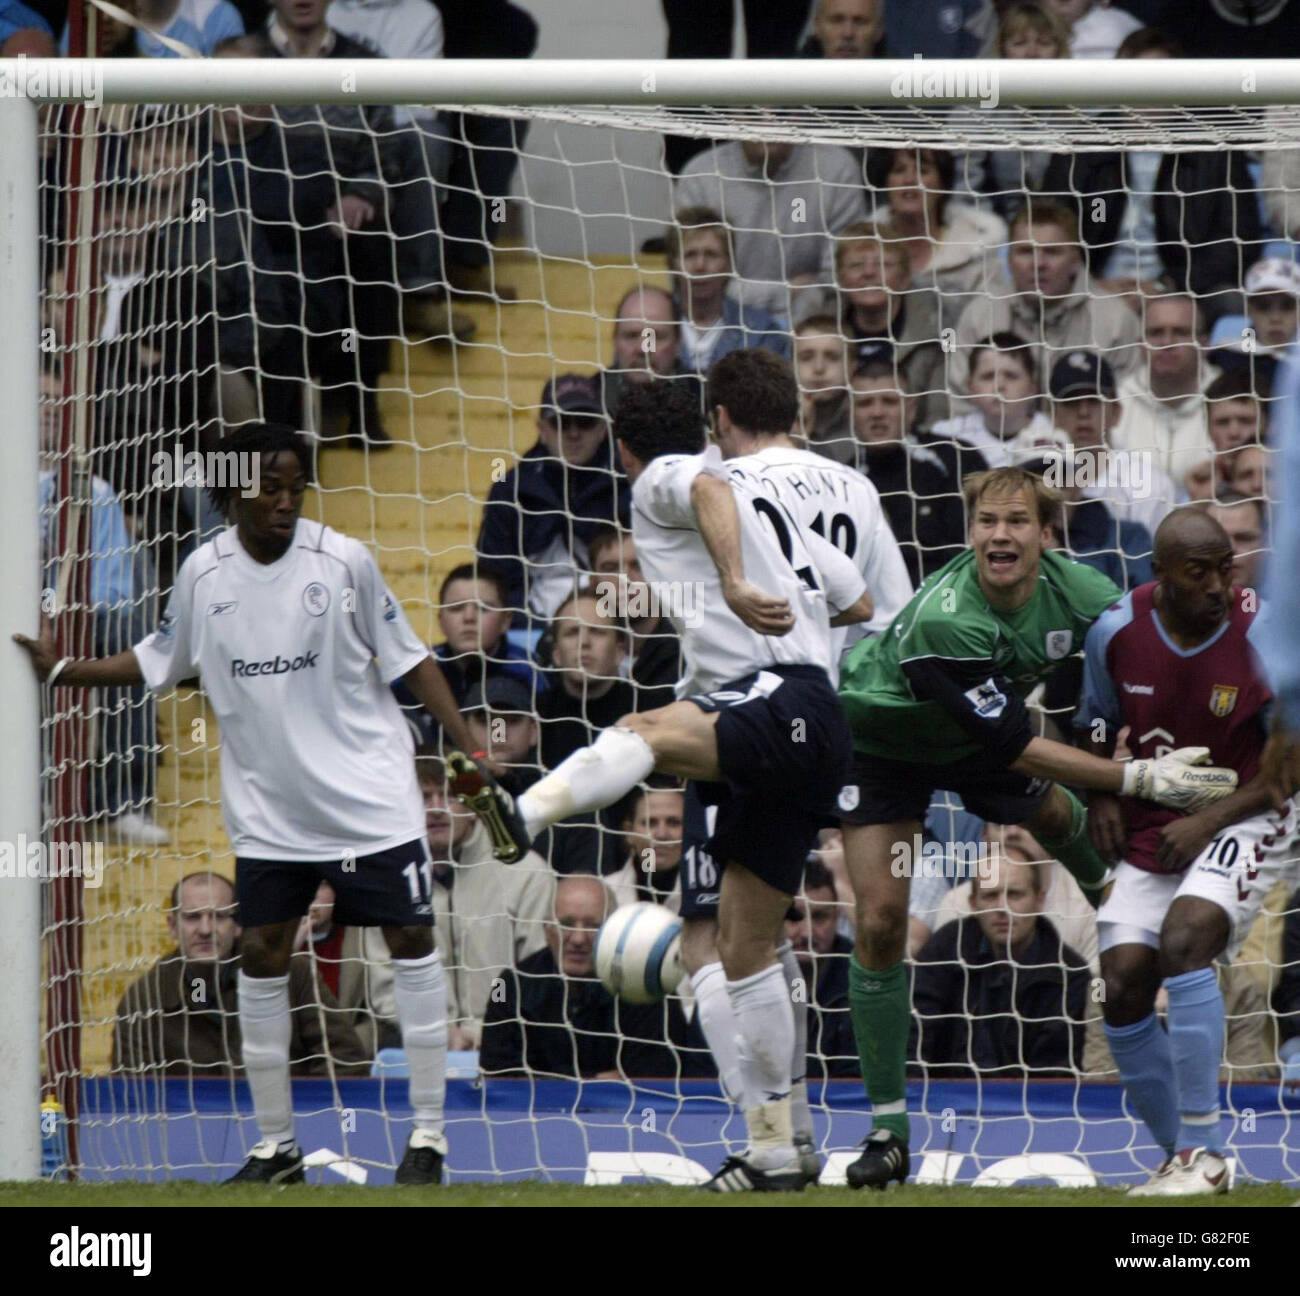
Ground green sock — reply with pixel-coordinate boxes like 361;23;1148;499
1035;785;1108;896
848;957;910;1143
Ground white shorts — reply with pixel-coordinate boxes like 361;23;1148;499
1097;798;1300;962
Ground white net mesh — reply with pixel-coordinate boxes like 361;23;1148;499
28;65;1300;1187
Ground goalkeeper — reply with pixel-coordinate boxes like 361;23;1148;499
836;466;1238;1191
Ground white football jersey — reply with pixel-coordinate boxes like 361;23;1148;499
133;520;429;860
631;447;867;696
724;445;914;648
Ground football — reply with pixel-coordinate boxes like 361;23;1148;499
594;902;685;1004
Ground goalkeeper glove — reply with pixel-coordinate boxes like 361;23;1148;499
1121;747;1237;813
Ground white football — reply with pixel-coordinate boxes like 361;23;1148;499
594;902;685;1004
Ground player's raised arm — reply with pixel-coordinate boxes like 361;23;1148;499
13;616;144;687
689;471;794;636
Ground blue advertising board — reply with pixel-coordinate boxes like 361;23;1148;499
72;1078;1300;1188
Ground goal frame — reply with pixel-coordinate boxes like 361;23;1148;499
3;53;1299;1181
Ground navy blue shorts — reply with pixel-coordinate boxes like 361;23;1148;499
680;665;851;903
837;749;1052;828
235;837;436;930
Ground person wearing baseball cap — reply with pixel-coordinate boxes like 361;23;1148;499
1244;256;1300;351
463;676;541;798
1048;349;1177;539
476;373;629;624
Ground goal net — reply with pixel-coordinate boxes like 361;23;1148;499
16;48;1300;1188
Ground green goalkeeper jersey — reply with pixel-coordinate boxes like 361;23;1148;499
839;549;1122;766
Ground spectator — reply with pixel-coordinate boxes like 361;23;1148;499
263;2;404;447
674;139;867;318
587;525;681;708
424;0;536;299
133;103;298;433
38;367;166;846
424;752;551;1048
1041;32;1263;306
1182;458;1215;503
799;0;883;58
1;0;51;52
1274;888;1300;1084
479;874;704;1079
1110;294;1218;487
951;196;1142;396
786;857;856;1077
849;358;988;584
1206;370;1266;493
113;872;370;1075
476;374;630;623
1206;491;1267;594
793;316;853;465
1228;445;1273;507
865;147;1007;317
667;207;790;375
806;221;948;428
464;676;542;798
392;563;541;743
600;286;702;420
930;332;1053;466
960;3;1069;222
607;783;686;910
1046;0;1141;58
1148;1;1300;58
324;0;475;344
59;0;244;56
1213;258;1300;406
926;824;1099;967
294;880;344;996
336;752;551;1051
1009;431;1154;591
659;0;813;175
1047;349;1177;536
910;853;1090;1078
885;0;996;61
46;166;217;592
537;588;636;771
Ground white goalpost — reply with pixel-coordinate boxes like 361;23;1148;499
4;53;1300;1187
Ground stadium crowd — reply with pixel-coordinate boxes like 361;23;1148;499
24;0;1300;1096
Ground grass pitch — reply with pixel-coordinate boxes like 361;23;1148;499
3;1181;1295;1207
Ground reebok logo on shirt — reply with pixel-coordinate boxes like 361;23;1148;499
231;653;319;678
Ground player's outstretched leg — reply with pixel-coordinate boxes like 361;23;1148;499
842;821;915;1191
225;919;304;1185
1131;897;1231;1197
1026;785;1115;910
776;939;821;1185
387;928;450;1185
450;724;656;862
705;864;804;1194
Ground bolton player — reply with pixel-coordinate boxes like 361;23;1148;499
452;379;874;1191
681;347;913;1178
1078;510;1300;1195
14;423;479;1186
834;465;1240;1190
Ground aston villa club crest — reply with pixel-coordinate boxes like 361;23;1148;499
302;582;330;617
1209;685;1238;718
1045;630;1072;660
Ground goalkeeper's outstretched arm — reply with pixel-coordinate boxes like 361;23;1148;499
1010;735;1238;814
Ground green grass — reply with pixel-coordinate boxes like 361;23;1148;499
2;1181;1295;1207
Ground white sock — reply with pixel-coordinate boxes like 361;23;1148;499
727;963;795;1168
517;726;655;837
776;940;812;1142
690;962;744;1105
238;971;294;1147
392;950;448;1138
